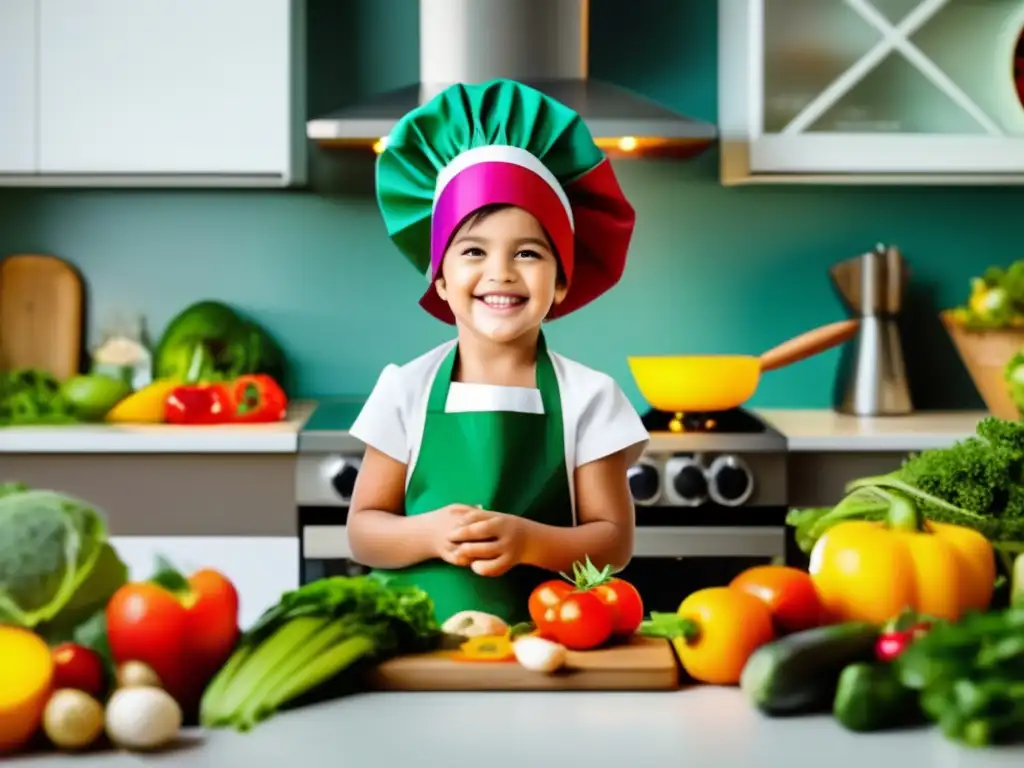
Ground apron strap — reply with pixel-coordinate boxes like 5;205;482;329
426;332;559;414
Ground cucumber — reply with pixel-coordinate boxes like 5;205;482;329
833;662;923;732
740;621;879;716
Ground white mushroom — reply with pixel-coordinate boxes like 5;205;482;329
104;686;182;751
442;610;510;638
43;689;105;750
513;636;567;673
116;661;162;689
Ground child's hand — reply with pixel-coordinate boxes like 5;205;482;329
423;504;492;567
451;512;529;578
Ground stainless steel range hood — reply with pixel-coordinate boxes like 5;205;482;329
306;0;717;159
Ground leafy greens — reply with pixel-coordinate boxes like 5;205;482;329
200;574;441;731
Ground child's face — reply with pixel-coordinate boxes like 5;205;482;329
435;206;567;344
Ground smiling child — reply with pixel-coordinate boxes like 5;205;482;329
345;79;650;624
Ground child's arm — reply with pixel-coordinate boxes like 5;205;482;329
346;446;439;569
519;448;635;574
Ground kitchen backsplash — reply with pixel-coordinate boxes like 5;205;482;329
0;0;1016;410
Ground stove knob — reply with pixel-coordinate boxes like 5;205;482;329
627;461;661;506
329;459;361;502
707;455;754;507
665;455;708;507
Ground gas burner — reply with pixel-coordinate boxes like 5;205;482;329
641;408;768;435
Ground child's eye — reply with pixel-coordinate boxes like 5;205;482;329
461;247;485;257
515;249;541;260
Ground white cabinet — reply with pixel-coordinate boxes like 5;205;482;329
0;0;37;173
1;0;306;187
719;0;1024;184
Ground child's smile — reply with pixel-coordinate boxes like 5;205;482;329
474;292;528;312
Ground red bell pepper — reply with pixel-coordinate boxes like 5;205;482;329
875;609;932;663
230;374;287;423
165;383;233;425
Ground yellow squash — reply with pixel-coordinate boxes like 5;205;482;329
105;380;179;424
809;501;995;624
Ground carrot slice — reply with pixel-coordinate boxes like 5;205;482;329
0;627;55;753
454;635;516;662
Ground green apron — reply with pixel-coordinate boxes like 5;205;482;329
373;333;573;625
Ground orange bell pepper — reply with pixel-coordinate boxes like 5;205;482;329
808;498;996;624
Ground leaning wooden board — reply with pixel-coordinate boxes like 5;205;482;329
0;253;84;380
368;636;679;691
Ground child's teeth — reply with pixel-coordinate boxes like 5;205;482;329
483;296;522;307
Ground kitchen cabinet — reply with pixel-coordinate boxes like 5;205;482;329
0;0;37;173
1;0;306;187
718;0;1024;184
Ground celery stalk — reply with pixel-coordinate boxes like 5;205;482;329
199;644;253;725
200;616;329;726
251;635;376;725
232;619;349;728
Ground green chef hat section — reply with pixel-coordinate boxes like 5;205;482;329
375;78;637;324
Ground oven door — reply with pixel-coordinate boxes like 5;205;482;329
299;507;370;583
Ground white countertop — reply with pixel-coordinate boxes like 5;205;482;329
0;403;991;455
756;409;988;452
0;402;317;454
6;687;1020;767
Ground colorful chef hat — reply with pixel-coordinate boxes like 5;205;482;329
375;78;636;324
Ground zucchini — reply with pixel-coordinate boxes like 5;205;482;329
740;621;879;716
833;662;922;732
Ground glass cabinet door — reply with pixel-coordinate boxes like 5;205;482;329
752;0;1024;174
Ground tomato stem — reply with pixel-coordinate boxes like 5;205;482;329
149;554;191;594
558;555;614;591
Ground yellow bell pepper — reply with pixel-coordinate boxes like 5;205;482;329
452;635;515;662
105;379;179;424
808;499;995;625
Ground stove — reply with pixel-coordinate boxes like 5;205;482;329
295;401;793;614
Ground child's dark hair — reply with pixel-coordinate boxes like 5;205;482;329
447;203;566;284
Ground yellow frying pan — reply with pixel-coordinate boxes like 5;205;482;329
627;319;860;413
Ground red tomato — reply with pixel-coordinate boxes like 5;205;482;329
591;578;644;635
729;565;824;634
550;591;614;650
106;582;190;701
51;643;106;699
528;580;574;633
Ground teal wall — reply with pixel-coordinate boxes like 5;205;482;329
0;0;1007;410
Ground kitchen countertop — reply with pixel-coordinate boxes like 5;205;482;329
758;409;988;452
0;401;989;454
0;402;317;454
8;688;1021;767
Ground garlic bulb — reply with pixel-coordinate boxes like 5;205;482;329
513;636;567;673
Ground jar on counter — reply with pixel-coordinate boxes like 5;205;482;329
91;313;153;391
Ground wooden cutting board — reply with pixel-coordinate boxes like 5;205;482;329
0;253;84;379
368;636;679;691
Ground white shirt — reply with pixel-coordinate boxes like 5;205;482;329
348;339;650;518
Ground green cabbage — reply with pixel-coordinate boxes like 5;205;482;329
0;484;127;637
153;300;289;394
